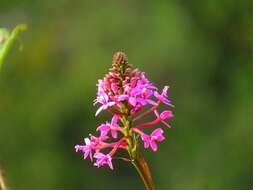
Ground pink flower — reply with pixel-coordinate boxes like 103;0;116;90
75;138;94;160
96;79;106;93
96;123;110;138
154;86;171;105
141;128;165;151
94;152;113;170
96;115;121;138
94;91;115;116
110;115;121;138
117;81;157;107
154;110;173;128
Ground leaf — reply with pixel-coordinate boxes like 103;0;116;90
0;23;27;70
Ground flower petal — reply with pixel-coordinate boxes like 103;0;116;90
117;94;128;101
160;110;173;120
150;140;158;151
129;97;137;106
95;105;105;116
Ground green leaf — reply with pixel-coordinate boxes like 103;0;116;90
0;23;27;70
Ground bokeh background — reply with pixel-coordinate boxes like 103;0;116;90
0;1;253;190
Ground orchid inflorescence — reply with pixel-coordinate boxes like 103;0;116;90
75;52;174;170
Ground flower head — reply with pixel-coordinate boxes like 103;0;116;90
75;52;174;170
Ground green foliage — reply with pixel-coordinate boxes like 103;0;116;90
0;24;27;70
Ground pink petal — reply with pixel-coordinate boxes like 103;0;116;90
83;151;90;159
162;86;169;96
151;128;163;135
145;89;153;97
111;130;118;138
129;97;137;106
146;99;158;106
111;115;118;125
136;97;146;105
154;91;160;99
107;156;114;170
96;124;110;137
141;135;150;149
150;140;158;151
118;95;128;101
163;99;171;105
95;105;105;116
107;101;116;107
84;138;91;145
144;141;149;149
151;128;165;141
111;84;118;93
96;124;109;132
160;110;173;120
74;145;83;152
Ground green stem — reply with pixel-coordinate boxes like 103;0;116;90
121;105;154;190
132;155;155;190
115;55;155;189
0;24;27;70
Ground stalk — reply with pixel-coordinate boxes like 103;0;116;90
115;52;155;190
132;155;155;190
0;167;8;190
122;114;155;190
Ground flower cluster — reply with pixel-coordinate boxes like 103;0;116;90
75;52;174;170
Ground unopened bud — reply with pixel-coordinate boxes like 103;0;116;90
112;52;130;75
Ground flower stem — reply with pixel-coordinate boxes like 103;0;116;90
132;155;155;190
0;166;8;190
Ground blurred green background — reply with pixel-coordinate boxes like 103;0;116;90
0;1;253;189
